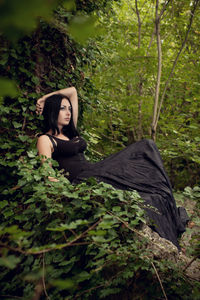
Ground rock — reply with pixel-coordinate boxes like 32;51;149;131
140;224;200;280
141;224;179;261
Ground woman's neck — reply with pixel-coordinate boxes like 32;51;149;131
47;130;69;140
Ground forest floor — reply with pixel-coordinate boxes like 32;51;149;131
175;193;200;251
174;192;200;280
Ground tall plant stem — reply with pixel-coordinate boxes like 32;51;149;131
135;0;141;48
151;0;162;141
147;0;171;54
135;0;144;139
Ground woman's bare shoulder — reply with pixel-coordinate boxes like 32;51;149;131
37;134;53;157
37;134;51;145
37;134;50;139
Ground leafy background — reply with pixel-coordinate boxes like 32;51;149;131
0;0;200;299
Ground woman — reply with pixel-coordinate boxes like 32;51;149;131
37;87;188;250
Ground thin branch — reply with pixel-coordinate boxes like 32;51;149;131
129;0;144;140
135;0;144;139
68;228;78;237
42;253;50;300
107;211;178;258
0;296;23;299
62;231;68;242
138;80;143;140
151;0;162;141
0;242;27;254
135;0;141;48
151;262;168;300
155;0;200;129
21;116;26;131
74;284;105;299
74;268;125;299
183;254;200;272
0;219;101;255
107;211;145;238
141;1;153;24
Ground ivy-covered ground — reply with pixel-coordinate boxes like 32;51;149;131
0;155;200;299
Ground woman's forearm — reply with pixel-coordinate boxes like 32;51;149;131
42;87;77;100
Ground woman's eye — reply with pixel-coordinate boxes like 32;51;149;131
60;106;71;111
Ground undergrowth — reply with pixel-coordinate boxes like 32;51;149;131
0;153;199;299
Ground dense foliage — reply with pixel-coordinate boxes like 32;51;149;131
81;0;200;188
0;0;200;299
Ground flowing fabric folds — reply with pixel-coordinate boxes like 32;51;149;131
76;139;188;249
46;134;188;249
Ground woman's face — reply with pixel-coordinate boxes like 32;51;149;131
57;98;72;128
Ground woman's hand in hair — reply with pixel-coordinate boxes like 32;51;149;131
48;176;59;182
36;87;78;126
36;96;45;114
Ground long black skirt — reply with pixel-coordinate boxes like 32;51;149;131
74;139;188;249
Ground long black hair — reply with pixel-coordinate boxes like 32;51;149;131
42;93;79;139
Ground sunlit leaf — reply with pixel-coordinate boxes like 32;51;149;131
63;0;76;11
68;14;98;44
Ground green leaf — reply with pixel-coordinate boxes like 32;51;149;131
0;255;21;269
18;135;29;142
76;271;91;283
13;121;22;128
31;76;40;85
0;200;8;209
112;206;121;212
51;279;74;289
88;230;107;236
0;78;19;97
68;14;98;44
62;0;76;11
47;219;88;231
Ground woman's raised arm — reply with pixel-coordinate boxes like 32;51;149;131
36;87;78;127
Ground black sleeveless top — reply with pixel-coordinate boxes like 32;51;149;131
46;134;92;182
45;134;189;250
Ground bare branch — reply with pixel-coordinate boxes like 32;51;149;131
147;0;172;54
129;0;144;139
42;254;50;300
0;219;101;255
183;254;200;272
135;0;141;48
107;211;146;238
151;262;168;300
0;296;23;299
